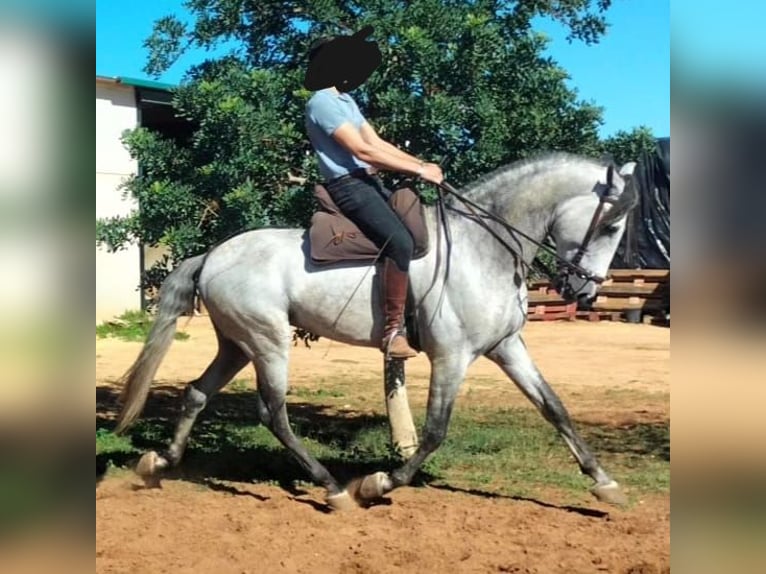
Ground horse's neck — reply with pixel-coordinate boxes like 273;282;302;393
442;184;555;264
420;204;543;287
465;174;562;231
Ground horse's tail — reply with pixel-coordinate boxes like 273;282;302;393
114;254;206;434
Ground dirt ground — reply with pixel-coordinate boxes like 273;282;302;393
96;318;670;574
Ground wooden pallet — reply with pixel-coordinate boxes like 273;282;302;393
528;268;670;322
606;269;669;282
527;302;578;321
597;282;668;297
593;298;664;312
528;293;568;303
529;270;669;291
528;279;555;293
575;310;623;322
593;270;669;313
527;291;577;321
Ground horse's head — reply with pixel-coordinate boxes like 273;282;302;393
549;162;638;305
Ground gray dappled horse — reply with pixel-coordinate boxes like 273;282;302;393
115;153;638;510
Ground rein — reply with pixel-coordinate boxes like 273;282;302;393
436;180;609;285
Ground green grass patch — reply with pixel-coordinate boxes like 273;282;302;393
423;408;670;498
96;310;190;342
96;428;138;476
423;408;588;494
289;387;345;399
228;378;252;393
96;428;135;455
98;401;669;500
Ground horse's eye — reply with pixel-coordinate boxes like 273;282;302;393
603;224;620;236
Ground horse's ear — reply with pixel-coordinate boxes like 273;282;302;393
619;161;636;178
599;166;639;228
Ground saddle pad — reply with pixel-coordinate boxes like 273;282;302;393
309;185;429;265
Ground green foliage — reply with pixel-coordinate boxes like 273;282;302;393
599;125;657;166
97;0;643;294
529;248;556;281
96;310;191;342
96;428;135;455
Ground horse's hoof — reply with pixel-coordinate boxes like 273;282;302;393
347;472;392;504
135;451;165;488
590;480;628;507
326;490;358;511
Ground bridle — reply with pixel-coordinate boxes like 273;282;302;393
436;164;618;297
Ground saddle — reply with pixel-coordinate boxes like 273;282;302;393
308;184;430;265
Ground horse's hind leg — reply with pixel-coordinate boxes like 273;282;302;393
485;334;627;506
136;334;249;486
242;328;350;509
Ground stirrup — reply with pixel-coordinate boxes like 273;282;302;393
382;330;418;360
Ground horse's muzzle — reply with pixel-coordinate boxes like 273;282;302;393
555;271;601;305
576;292;595;310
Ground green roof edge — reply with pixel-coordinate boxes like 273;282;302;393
116;76;176;91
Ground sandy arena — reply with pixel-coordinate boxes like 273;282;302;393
96;318;670;574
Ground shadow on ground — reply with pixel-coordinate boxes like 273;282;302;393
97;384;669;497
578;419;670;462
429;484;609;519
96;384;427;490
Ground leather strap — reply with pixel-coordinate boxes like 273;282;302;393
327;167;379;186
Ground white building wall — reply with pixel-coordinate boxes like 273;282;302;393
96;80;141;322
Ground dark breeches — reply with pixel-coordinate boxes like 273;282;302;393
326;174;414;271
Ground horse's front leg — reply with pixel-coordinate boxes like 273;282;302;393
485;333;627;506
348;353;470;503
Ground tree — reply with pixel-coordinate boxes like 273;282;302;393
97;0;617;295
599;125;657;166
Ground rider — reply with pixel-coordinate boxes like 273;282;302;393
303;27;444;360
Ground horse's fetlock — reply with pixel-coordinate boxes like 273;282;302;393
164;446;183;466
183;384;207;412
255;393;271;426
390;468;410;488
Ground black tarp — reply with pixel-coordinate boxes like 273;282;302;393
612;138;670;269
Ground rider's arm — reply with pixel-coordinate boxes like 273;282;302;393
359;121;424;166
308;93;442;183
332;123;424;176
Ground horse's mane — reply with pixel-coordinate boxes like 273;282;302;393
458;152;606;199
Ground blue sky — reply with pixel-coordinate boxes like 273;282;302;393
97;0;669;138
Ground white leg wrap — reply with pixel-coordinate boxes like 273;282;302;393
326;490;358;511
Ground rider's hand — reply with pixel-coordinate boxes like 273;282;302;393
418;162;444;185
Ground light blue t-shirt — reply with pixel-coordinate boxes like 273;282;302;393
305;88;371;181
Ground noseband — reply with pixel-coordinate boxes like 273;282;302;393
553;186;611;299
553;165;621;297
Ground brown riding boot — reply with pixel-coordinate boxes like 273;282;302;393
381;260;418;359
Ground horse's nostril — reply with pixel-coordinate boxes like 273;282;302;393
577;293;594;310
